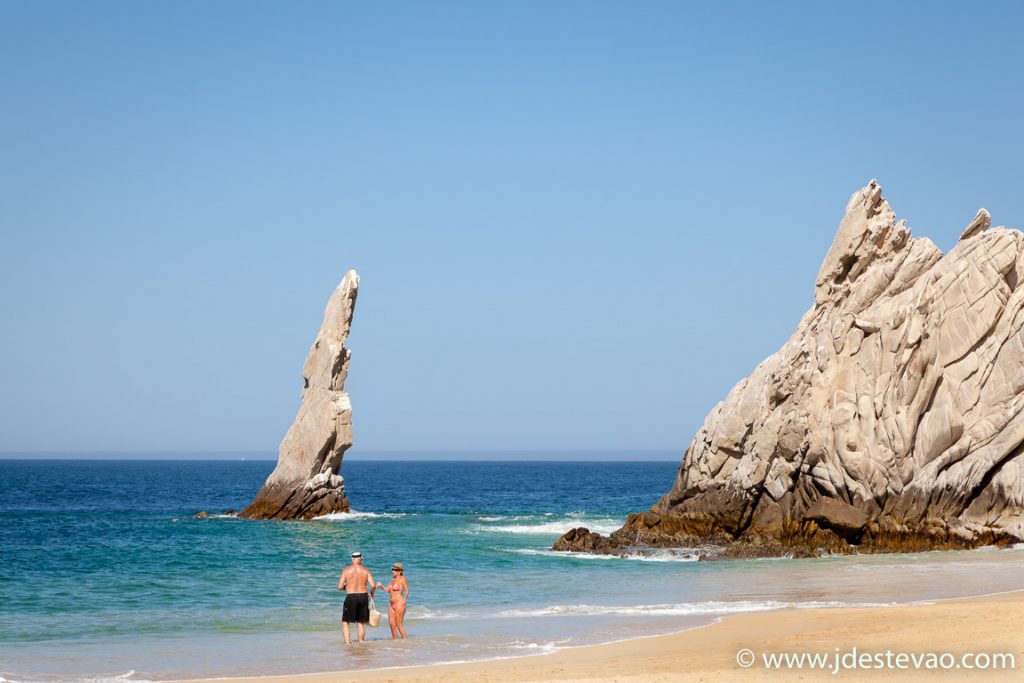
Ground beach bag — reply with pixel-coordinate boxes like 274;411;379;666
368;597;381;627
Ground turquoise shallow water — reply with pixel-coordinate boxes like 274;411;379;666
2;459;1023;683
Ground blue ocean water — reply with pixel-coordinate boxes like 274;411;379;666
2;459;1023;683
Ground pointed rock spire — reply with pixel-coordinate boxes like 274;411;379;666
960;208;992;241
240;270;360;520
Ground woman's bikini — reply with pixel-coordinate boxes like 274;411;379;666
387;577;406;608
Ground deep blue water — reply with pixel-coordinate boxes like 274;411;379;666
2;459;1023;683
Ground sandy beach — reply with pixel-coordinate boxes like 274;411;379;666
177;590;1023;683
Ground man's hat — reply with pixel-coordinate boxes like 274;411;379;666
351;551;362;558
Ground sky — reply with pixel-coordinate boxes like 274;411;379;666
2;1;1023;458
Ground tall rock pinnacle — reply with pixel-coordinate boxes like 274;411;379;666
555;182;1024;558
240;270;360;520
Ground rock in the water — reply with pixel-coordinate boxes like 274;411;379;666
240;271;360;520
556;182;1024;557
551;527;620;554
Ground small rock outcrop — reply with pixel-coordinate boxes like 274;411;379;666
557;182;1024;558
240;271;360;520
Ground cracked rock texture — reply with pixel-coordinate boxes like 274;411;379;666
556;182;1024;557
240;271;359;520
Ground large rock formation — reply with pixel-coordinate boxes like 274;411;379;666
556;182;1024;558
240;271;360;520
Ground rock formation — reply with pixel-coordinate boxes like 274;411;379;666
240;270;360;520
556;182;1024;558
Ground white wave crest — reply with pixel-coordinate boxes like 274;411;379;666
619;549;701;562
87;674;155;683
509;548;619;560
468;518;622;536
508;548;700;562
408;606;466;621
499;600;892;618
0;673;156;683
312;510;406;521
507;638;571;653
476;515;544;522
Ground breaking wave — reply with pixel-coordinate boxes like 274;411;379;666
468;517;622;536
498;600;894;618
0;673;155;683
408;606;466;621
507;548;701;562
312;510;407;521
507;638;572;653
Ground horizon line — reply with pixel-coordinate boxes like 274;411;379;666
0;448;680;453
0;448;682;462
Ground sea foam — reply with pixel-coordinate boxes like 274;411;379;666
468;517;622;535
476;514;551;522
498;600;894;618
507;638;572;654
0;673;155;683
507;548;700;562
408;606;466;621
312;510;406;521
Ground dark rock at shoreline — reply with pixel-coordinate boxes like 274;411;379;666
551;527;620;554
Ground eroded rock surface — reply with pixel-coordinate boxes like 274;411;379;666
557;182;1024;557
240;271;359;520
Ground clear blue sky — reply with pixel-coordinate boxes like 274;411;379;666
2;1;1023;457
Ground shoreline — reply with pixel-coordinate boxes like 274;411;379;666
173;589;1024;683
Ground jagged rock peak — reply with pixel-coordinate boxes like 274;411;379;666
960;208;992;241
555;182;1024;558
814;180;910;307
240;270;360;520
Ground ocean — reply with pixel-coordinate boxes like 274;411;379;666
2;459;1023;683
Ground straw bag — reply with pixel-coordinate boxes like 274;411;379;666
368;597;381;627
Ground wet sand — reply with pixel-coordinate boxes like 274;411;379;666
176;590;1024;682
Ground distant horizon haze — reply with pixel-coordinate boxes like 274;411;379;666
0;449;682;462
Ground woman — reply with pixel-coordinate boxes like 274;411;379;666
376;562;409;640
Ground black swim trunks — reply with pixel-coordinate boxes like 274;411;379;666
342;592;370;623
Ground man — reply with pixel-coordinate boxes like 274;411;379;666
337;551;376;644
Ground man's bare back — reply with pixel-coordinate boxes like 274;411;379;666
338;552;375;644
338;564;373;593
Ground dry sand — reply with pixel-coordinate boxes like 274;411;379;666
177;591;1024;683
